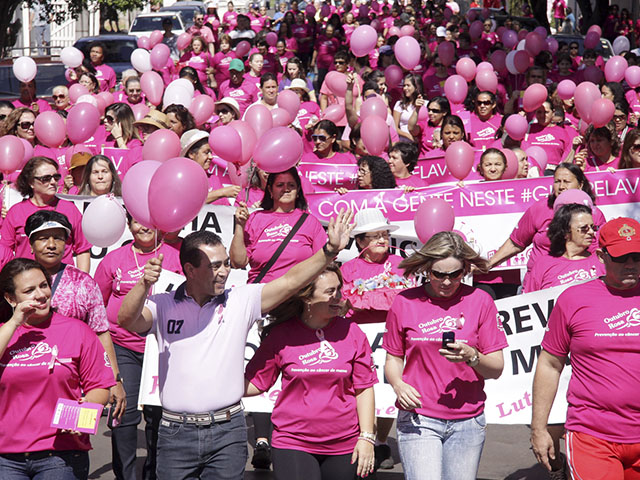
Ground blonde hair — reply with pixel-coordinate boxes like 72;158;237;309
400;231;489;278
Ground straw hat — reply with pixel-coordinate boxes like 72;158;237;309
134;109;170;129
180;129;209;157
285;78;310;93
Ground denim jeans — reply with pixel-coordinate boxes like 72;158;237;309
396;410;486;480
156;410;247;480
0;451;89;479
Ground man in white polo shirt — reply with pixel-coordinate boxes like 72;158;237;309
118;210;353;479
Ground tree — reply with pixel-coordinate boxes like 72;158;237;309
0;0;147;58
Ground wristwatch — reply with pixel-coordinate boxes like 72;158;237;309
115;373;124;384
323;243;339;258
466;349;480;367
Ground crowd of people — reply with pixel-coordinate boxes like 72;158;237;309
1;0;640;479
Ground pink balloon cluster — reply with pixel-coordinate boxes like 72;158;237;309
414;198;455;244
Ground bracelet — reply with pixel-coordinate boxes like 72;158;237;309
466;347;480;367
359;431;376;441
358;436;375;445
323;243;339;258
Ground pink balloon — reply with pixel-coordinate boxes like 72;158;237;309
626;66;640;88
557;79;576;100
584;31;600;49
121;160;162;228
142;129;181;162
583;65;603;84
534;26;548;38
149;30;164;48
229;120;257;165
400;25;415;37
590;98;615;128
236;40;251;57
360;96;387;121
189;95;215;126
456;58;476;82
150;43;171;70
587;25;602;36
209;125;243;164
34;111;66;148
553;189;593;212
525;146;548;172
469;20;483;40
524;32;544;56
360;116;388;156
325;71;348;97
417;105;428;122
271;107;292;126
501;149;518;179
266;32;278;46
0;136;25;174
227;162;251;187
501;30;518;49
148;157;209;232
444;75;468;104
95;95;107;116
438;41;455;67
518;29;528;41
513;51;530;74
477;61;493;71
140;71;164;106
177;32;192;50
97;91;114;107
19;138;34;166
445;141;474;180
277;89;301;119
604;55;628;83
69;83;89;104
245;104;274;139
60;47;84;68
496;26;507;38
387;26;400;38
131;103;150;122
504;114;528;141
350;24;378;57
523;84;548;113
490;50;507;74
394;36;421;70
546;37;559;54
384;65;404;88
253;127;303;173
475;69;498;93
82;195;127;247
137;36;151;50
67;103;101;144
322;104;345;123
414;198;455;243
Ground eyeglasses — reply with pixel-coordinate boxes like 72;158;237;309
19;121;34;130
52;94;67;100
430;268;464;280
33;173;62;184
428;107;443;113
311;134;328;142
104;115;115;124
630;144;640;153
476;100;493;106
574;224;598;234
364;232;390;241
334;60;346;65
605;250;640;263
570;46;579;50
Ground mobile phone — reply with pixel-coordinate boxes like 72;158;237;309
442;331;455;350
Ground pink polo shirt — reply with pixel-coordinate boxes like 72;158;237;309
468;113;502;151
94;63;116;92
526;124;571;167
523;253;605;293
218;79;259;116
212;51;238;86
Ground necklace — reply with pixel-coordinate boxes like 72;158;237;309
132;243;162;271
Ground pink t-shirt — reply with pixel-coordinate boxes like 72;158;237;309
509;198;607;273
314;35;340;69
341;254;415;324
468;113;502;151
223;11;238;30
542;279;640;443
94;243;183;352
0;313;114;453
179;51;213;84
416;120;441;155
383;284;508;419
94;63;117;92
526;124;571;167
292;23;312;53
395;174;426;188
245;317;378;454
12;98;52;112
422;75;447;99
582;154;621;172
244;209;326;283
523;254;605;293
0;199;91;264
218;79;259;116
212;50;238;86
52;264;110;333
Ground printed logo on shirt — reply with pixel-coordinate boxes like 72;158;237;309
417;315;460;334
534;134;556;143
601;308;640;331
496;312;504;332
10;341;53;361
298;340;339;365
104;352;111;368
557;267;597;284
264;222;293;238
476;127;496;138
229;90;245;98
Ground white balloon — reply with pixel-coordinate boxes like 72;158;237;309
169;78;195;95
516;39;526;51
130;48;152;73
12;56;37;83
163;85;193;108
81;195;127;247
60;46;84;68
76;94;98;107
613;35;631;55
506;50;518;75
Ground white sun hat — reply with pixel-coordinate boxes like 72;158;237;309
351;208;400;236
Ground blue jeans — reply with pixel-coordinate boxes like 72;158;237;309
156;410;247;480
0;451;89;479
396;410;486;480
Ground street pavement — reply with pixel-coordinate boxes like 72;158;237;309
88;419;557;479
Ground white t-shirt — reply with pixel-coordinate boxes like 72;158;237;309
393;101;416;134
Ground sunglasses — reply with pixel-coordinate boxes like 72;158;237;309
104;115;116;123
630;144;640;153
52;94;67;100
428;107;443;113
311;134;328;142
606;250;640;263
433;63;444;67
334;60;346;65
33;173;62;184
430;268;464;280
613;114;627;121
574;224;598;234
0;114;6;121
19;121;34;130
217;108;232;114
476;100;493;106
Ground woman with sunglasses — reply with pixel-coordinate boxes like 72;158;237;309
319;51;358;127
611;101;631;143
0;107;36;147
524;203;604;293
408;96;451;155
618;129;640;170
102;103;143;177
300;119;357;166
0;156;92;272
468;91;502;152
384;231;507;480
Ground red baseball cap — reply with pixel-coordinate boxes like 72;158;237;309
598;217;640;257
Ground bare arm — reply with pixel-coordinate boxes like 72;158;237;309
118;255;162;334
260;209;353;314
384;352;422;410
83;388;110;405
344;74;359;129
206;185;242;204
229;202;250;269
319;93;328;111
244;379;264;396
75;251;91;273
531;350;566;471
352;386;375;478
489;238;524;269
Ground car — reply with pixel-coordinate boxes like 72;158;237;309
129;12;186;38
73;34;137;81
159;1;206;29
0;57;66;101
551;33;614;60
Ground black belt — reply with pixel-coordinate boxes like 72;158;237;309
162;402;243;426
0;450;77;461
